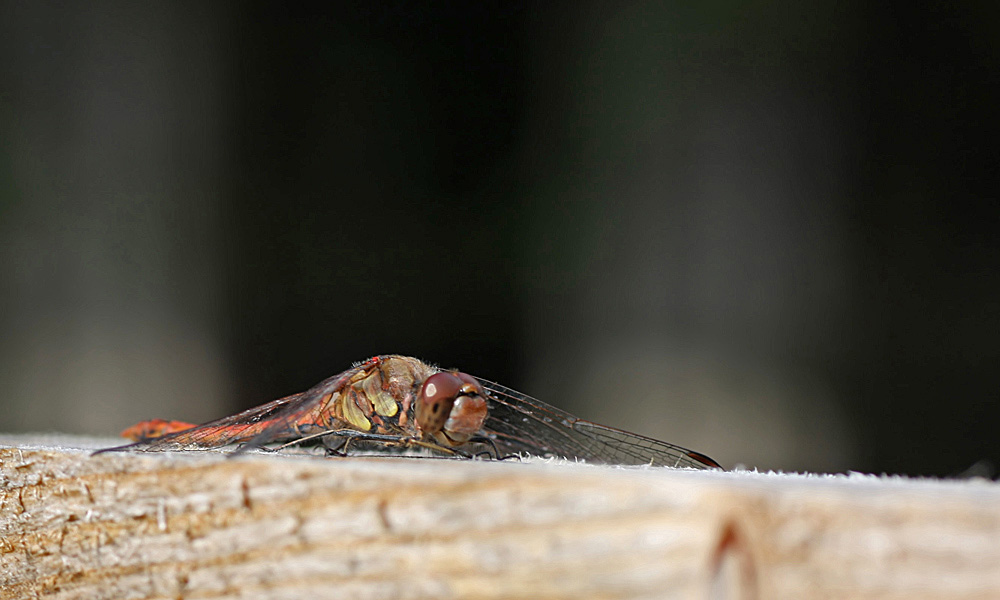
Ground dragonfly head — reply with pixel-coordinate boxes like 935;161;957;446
416;371;488;445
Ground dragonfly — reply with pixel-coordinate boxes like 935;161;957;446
99;355;721;469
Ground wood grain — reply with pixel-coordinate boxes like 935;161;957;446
2;435;999;599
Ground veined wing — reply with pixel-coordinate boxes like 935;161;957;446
475;378;721;469
96;391;310;452
98;361;373;453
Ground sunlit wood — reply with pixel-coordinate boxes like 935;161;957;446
2;436;999;599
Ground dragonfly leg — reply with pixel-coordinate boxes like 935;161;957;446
344;433;472;460
323;435;349;456
492;452;524;462
464;435;503;460
239;426;477;460
337;432;363;456
272;428;457;458
391;436;465;458
460;436;521;462
332;433;499;461
274;428;358;450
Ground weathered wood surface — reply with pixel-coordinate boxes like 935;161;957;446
1;435;999;600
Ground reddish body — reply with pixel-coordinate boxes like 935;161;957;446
109;355;721;469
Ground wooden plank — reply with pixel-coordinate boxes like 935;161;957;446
1;435;999;599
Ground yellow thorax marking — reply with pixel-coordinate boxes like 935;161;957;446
361;371;399;418
341;387;372;431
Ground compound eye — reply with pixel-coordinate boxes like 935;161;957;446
442;372;488;443
454;372;485;397
416;372;462;434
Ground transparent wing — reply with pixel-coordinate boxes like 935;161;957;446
475;377;721;469
96;391;312;452
97;364;368;453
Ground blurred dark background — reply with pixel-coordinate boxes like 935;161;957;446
1;1;997;476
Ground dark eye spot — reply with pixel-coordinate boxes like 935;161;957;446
417;372;464;433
